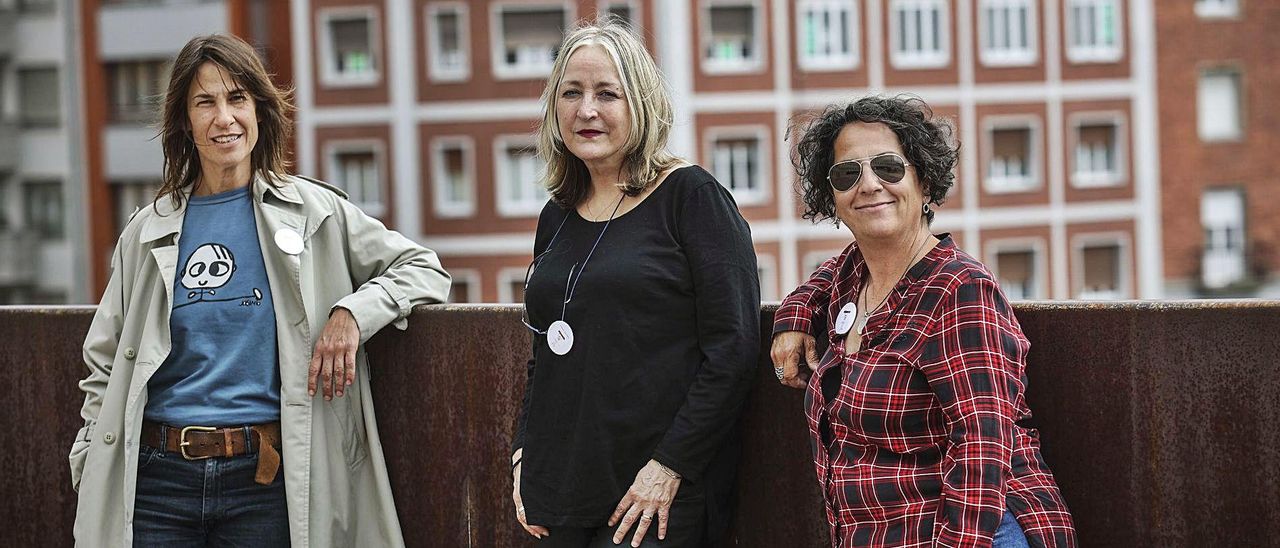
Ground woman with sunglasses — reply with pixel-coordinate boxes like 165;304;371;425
771;96;1076;548
509;19;760;548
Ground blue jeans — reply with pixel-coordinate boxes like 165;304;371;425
133;444;289;547
992;509;1030;548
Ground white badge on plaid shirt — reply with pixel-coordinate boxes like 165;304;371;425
834;302;858;335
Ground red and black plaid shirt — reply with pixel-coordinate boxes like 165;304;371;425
774;235;1076;548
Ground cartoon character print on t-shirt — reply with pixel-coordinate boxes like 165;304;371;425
174;243;264;309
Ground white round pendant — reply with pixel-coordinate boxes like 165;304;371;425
834;302;858;335
274;228;304;255
547;320;575;355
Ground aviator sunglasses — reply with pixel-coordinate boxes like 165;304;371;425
826;153;912;192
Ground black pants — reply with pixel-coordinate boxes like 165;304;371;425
537;488;706;548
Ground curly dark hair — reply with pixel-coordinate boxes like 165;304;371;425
790;95;958;224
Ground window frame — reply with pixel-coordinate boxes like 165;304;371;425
317;6;383;88
489;2;574;80
1195;0;1240;19
703;125;771;206
1197;67;1244;143
107;59;170;125
425;2;471;83
21;179;65;240
983;237;1048;300
977;0;1038;67
1064;0;1124;64
1068;111;1128;189
598;0;641;30
17;66;61;128
1200;186;1248;289
323;139;389;218
981;115;1042;194
795;0;860;72
888;0;951;69
755;252;778;301
497;266;529;303
447;268;482;303
1071;232;1131;300
700;0;766;75
430;136;477;218
493;134;548;218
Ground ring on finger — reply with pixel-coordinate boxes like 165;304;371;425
640;514;653;522
773;366;785;380
517;506;526;515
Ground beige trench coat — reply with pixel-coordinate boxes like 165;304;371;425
69;175;450;547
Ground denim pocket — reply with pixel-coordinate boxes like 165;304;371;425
137;445;164;472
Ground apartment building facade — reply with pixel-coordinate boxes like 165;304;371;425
0;0;85;303
1157;0;1280;297
291;0;1162;303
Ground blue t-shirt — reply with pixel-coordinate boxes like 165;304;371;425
145;185;281;426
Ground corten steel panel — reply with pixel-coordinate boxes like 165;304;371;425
4;301;1280;547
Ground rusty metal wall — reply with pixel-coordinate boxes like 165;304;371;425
2;302;1278;547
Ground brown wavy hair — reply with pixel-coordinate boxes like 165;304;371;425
157;34;295;210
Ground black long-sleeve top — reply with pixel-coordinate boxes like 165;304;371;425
512;165;761;529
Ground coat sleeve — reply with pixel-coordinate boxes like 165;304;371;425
71;238;127;491
331;199;452;343
918;275;1025;548
650;180;760;482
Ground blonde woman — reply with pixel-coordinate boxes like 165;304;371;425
510;19;760;548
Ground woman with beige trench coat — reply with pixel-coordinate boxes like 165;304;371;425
68;34;450;547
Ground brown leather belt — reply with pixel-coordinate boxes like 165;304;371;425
141;420;283;485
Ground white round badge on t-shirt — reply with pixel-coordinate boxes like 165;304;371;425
274;228;304;255
547;320;574;355
834;302;858;335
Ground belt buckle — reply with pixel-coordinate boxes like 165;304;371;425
179;425;217;460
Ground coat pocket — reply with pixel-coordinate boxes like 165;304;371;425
68;421;96;492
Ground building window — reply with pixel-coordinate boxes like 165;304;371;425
797;0;859;71
326;143;386;218
991;246;1041;300
600;0;638;28
889;0;949;69
495;138;547;217
427;4;469;82
709;131;766;205
1076;240;1123;299
985;122;1037;193
498;267;527;303
111;180;160;236
493;4;569;79
703;1;762;73
431;137;475;218
1195;0;1239;18
756;253;778;301
1065;0;1122;63
107;60;169;124
447;269;481;303
1071;118;1123;188
1201;188;1246;289
319;9;380;86
23;180;64;240
17;0;56;13
1198;69;1242;142
18;67;60;127
978;0;1036;66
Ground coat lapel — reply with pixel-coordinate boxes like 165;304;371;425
253;179;312;401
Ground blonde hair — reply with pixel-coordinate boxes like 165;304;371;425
537;17;681;208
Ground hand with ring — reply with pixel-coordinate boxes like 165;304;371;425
511;449;549;539
609;459;681;547
770;330;818;389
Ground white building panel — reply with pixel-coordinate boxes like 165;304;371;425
99;1;228;60
105;126;164;179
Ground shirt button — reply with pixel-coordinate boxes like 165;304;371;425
124;348;137;360
103;432;116;444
